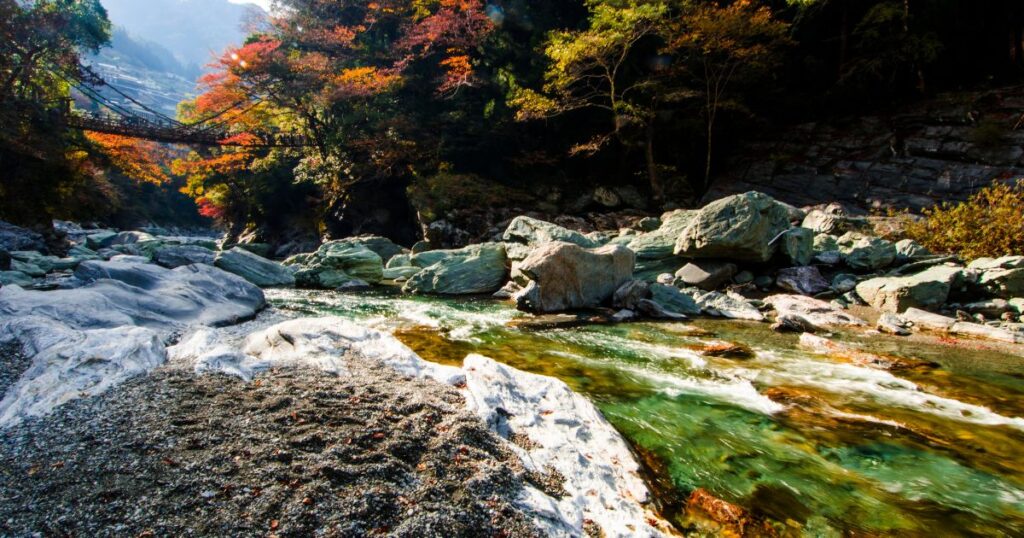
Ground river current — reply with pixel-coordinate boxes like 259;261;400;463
268;289;1024;536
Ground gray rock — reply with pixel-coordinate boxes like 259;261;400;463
695;291;765;321
780;228;814;266
342;235;406;264
894;239;931;263
837;233;897;270
675;192;791;262
513;242;634;313
294;268;359;289
10;260;45;277
4;262;265;331
674;261;737;291
961;299;1012;317
404;243;509;295
108;255;151;264
801;210;866;235
776;266;830;296
383;266;423;281
0;221;46;252
215;248;296;288
503;216;599;249
734;271;755;285
977;267;1024;299
753;275;775;290
387;254;412;269
154;245;216;269
832;273;858;293
877;313;911;336
411;241;431;254
648;284;701;316
1010;298;1024;314
633;256;686;283
763;294;867;328
0;271;32;287
85;231;118;250
627;210;697;260
903;308;1023;344
967;256;1024;271
0;249;10;271
855;265;962;313
636;217;661;232
316;241;385;284
592;187;621;207
612;280;651;310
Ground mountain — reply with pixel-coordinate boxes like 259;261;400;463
81;0;265;119
100;0;264;73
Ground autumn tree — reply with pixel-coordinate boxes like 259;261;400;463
511;0;670;199
664;0;791;190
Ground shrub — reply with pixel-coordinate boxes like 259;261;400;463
902;180;1024;260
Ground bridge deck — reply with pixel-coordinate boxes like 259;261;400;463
65;112;310;148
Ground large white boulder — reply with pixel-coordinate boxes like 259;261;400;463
513;242;635;313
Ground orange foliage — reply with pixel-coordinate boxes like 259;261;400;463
85;131;171;185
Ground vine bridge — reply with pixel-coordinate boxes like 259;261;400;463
56;65;310;148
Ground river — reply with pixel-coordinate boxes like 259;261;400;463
268;289;1024;536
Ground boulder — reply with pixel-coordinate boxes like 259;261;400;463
0;221;46;252
763;295;867;328
2;262;265;331
634;256;687;283
0;271;32;287
837;233;897;271
776;266;830;296
801;209;867;235
894;239;931;263
675;261;737;291
340;235;405;264
503;216;599;250
961;299;1012;317
85;231;118;250
627;210;697;260
316;240;385;283
648;284;701;317
636;217;661;232
403;243;509;295
780;228;814;266
695;290;765;321
831;273;858;293
612;280;651;310
154;245;217;269
675;192;791;262
977;267;1024;299
10;260;45;277
386;253;412;269
294;268;360;289
215;248;296;287
513;242;635;313
877;312;911;335
855;265;962;313
383;266;423;281
903;308;1024;344
967;256;1024;271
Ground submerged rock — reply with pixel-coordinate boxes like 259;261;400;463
675;192;791;262
403;243;509;295
215;248;296;287
513;242;634;313
855;265;962;313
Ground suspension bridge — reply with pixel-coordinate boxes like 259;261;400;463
53;65;311;149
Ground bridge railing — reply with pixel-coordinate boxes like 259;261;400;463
63;110;310;148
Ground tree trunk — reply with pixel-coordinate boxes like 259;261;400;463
645;121;663;203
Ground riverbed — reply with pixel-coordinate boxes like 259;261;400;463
268;288;1024;536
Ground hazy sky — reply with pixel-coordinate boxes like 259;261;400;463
229;0;271;11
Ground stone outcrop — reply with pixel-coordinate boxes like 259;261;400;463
674;192;792;263
855;265;962;313
402;243;509;295
215;248;296;287
513;242;635;313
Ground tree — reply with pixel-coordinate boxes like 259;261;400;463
511;0;670;199
663;0;791;190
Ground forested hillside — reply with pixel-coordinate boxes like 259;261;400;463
3;0;1024;245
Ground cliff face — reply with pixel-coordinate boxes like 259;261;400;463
706;87;1024;212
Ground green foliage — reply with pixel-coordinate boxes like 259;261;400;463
902;181;1024;260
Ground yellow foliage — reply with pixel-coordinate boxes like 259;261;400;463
902;180;1024;260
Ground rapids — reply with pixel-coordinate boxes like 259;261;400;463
268;289;1024;535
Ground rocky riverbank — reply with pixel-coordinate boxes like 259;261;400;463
1;188;1023;535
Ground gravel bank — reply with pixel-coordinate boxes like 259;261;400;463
0;362;540;537
0;343;31;399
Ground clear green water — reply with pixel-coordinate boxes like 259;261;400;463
268;289;1024;536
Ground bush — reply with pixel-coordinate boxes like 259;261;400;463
902;180;1024;260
